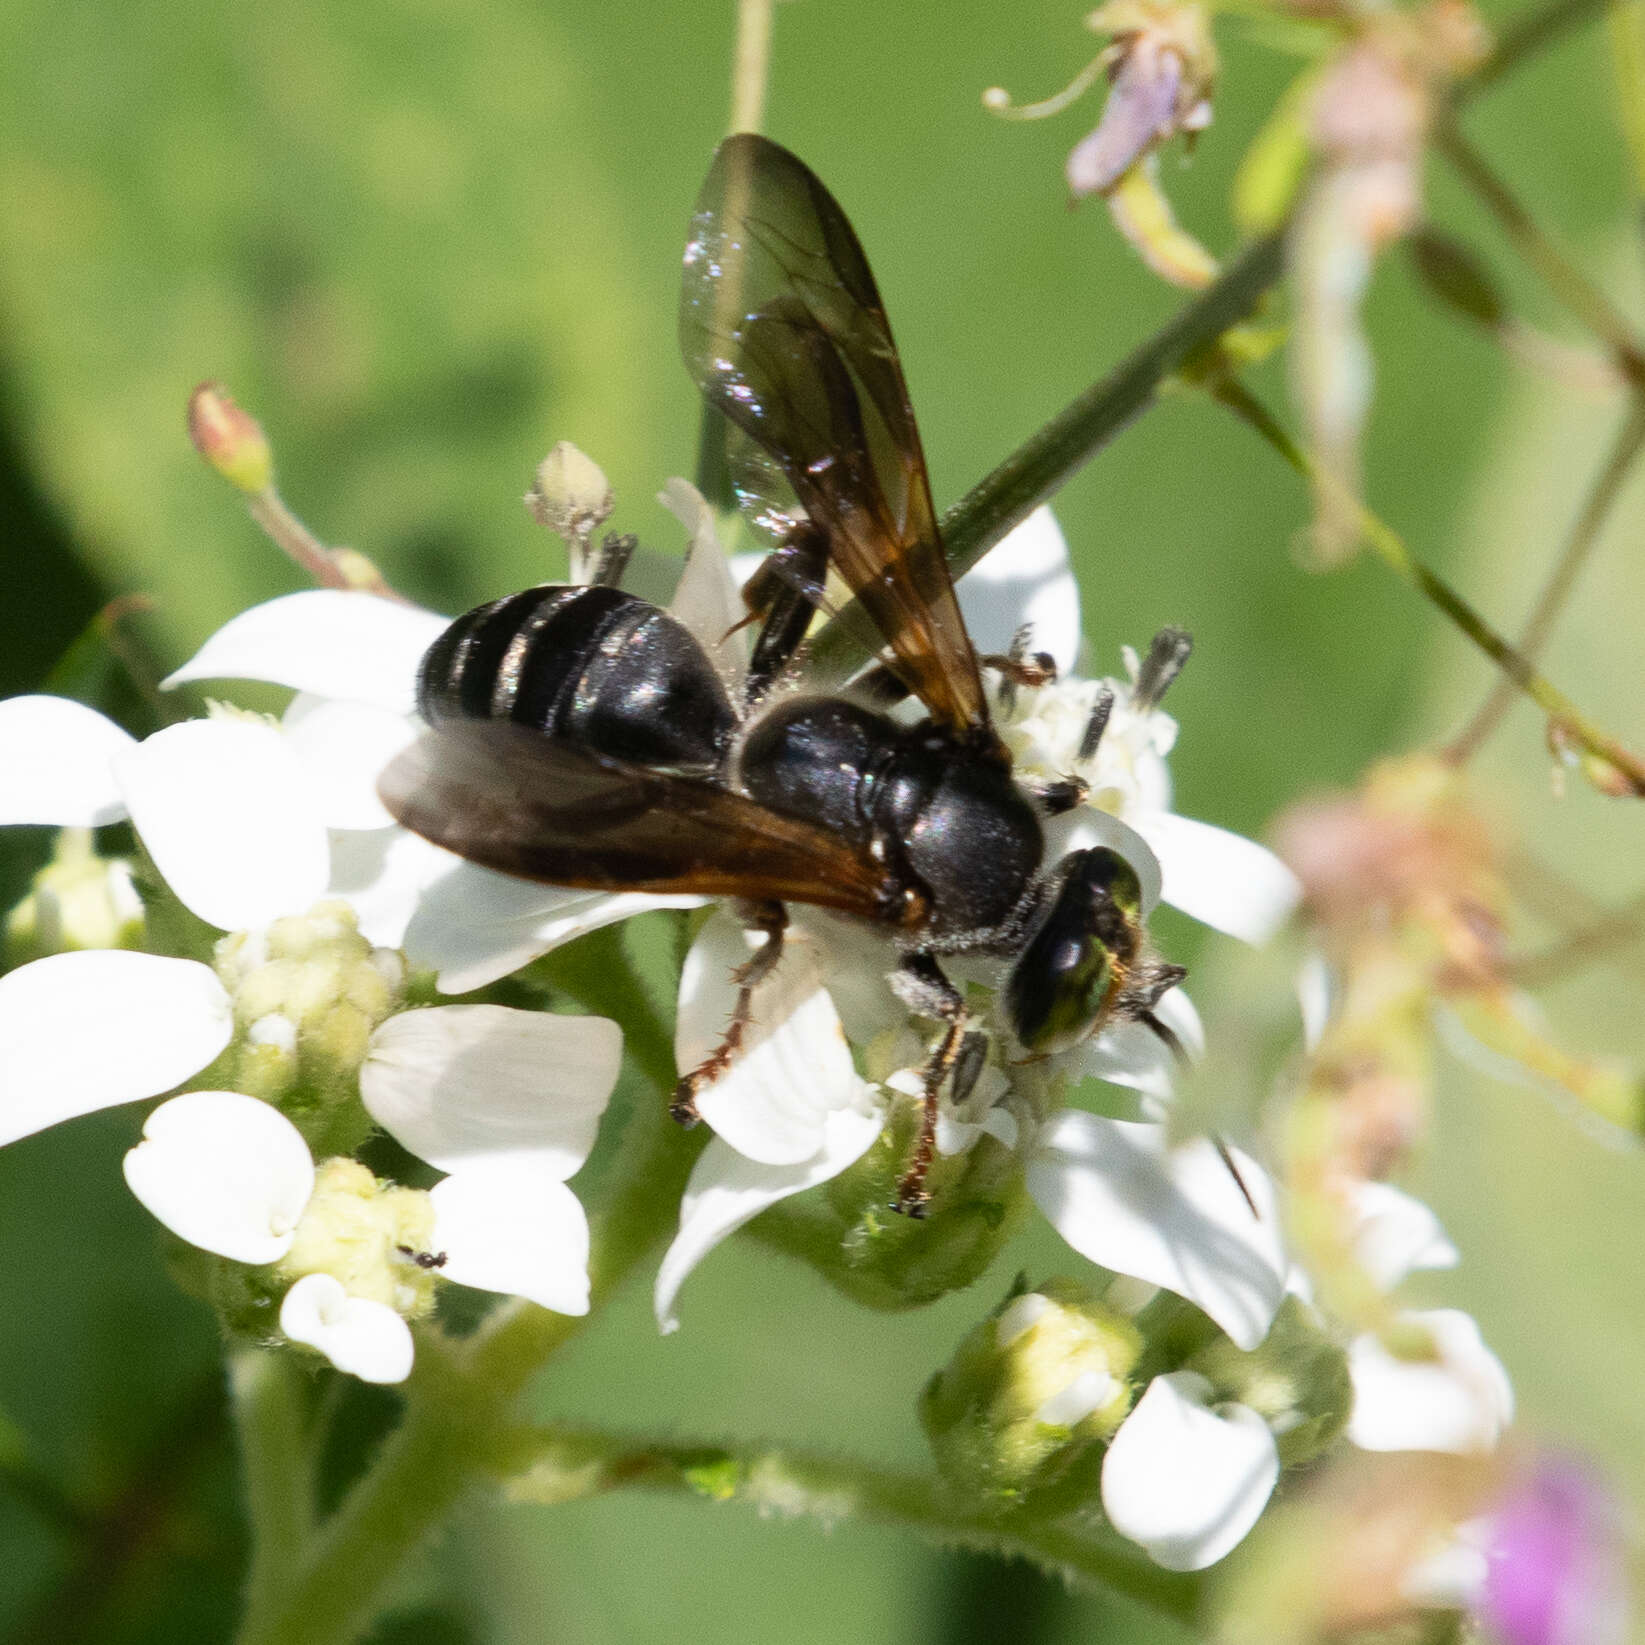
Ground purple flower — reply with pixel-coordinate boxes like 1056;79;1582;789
1480;1457;1627;1645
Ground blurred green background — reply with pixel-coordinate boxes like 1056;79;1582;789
1;0;1643;1640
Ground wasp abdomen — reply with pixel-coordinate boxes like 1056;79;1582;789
417;584;736;769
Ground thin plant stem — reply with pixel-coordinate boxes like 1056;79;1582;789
233;978;700;1645
1458;0;1616;99
697;0;780;505
1448;398;1645;762
1434;120;1645;381
728;0;776;135
229;1347;318;1623
508;1426;1200;1624
1210;375;1645;791
1608;0;1645;210
245;489;404;602
806;231;1288;676
1511;883;1645;984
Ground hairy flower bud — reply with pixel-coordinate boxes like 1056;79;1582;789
1186;1296;1353;1468
4;830;144;965
921;1279;1141;1515
213;902;404;1131
527;441;614;565
279;1158;439;1319
753;1101;1030;1311
188;383;274;496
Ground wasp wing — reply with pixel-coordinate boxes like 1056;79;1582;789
379;719;913;921
680;132;992;740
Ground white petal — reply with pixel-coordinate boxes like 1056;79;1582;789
1349;1181;1459;1292
1101;1373;1280;1570
654;1105;883;1333
1043;807;1164;916
1346;1309;1513;1453
163;591;449;715
325;826;458;949
0;951;233;1145
282;695;416;830
361;1004;621;1177
401;858;702;994
115;719;331;931
678;913;869;1165
1027;1111;1287;1350
430;1161;590;1314
0;696;135;827
660;478;746;687
279;1273;414;1384
1129;811;1300;943
1297;952;1333;1052
123;1091;314;1263
957;507;1083;675
1070;1016;1176;1101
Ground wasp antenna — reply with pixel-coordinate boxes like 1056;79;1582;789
1079;684;1116;763
1133;627;1193;711
1213;1137;1262;1221
1138;1006;1186;1065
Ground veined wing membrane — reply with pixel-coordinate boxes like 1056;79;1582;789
379;720;911;921
681;132;991;739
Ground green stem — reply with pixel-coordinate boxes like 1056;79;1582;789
1434;120;1645;381
233;964;700;1645
806;232;1287;675
229;1348;318;1623
509;1426;1200;1624
727;0;775;135
1210;376;1645;791
1459;0;1615;98
1448;398;1645;761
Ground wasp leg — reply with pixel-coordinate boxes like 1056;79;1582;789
981;623;1058;713
670;900;789;1125
888;953;969;1218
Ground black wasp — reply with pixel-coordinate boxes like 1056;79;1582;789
379;134;1188;1215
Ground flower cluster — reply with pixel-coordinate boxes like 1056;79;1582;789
0;474;1510;1577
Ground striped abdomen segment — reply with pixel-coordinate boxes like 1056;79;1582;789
416;584;736;770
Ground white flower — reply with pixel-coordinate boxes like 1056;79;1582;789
655;911;886;1332
0;575;700;984
1329;1184;1511;1455
1346;1309;1513;1454
0;949;234;1146
1101;1371;1281;1571
116;1003;622;1382
996;651;1299;946
1024;1109;1288;1352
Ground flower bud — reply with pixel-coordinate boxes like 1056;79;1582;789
755;1101;1030;1310
188;383;274;495
1185;1295;1352;1468
213;902;404;1128
526;441;614;561
921;1279;1141;1515
4;830;144;965
279;1157;439;1320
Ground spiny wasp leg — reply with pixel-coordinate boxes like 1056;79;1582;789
889;953;969;1218
670;901;790;1125
982;623;1058;715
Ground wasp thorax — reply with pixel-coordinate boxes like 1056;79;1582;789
1007;847;1144;1055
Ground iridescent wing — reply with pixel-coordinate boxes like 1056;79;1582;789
379;719;919;923
680;132;994;743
